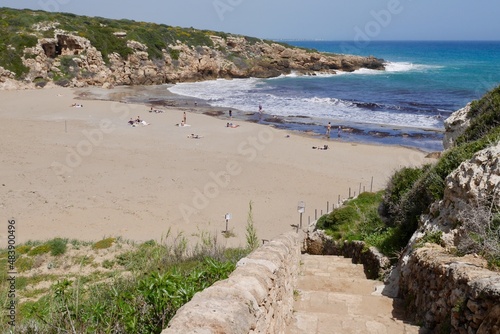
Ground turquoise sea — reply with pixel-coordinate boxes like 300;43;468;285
169;41;500;151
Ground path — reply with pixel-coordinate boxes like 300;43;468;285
286;254;421;334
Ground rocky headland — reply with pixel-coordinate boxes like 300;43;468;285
0;9;384;90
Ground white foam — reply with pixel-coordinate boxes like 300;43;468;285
333;62;444;76
385;62;444;72
168;77;444;130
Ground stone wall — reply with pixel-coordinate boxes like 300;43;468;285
399;245;500;333
161;230;303;334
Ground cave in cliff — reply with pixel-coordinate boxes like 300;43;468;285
41;41;60;58
41;35;84;59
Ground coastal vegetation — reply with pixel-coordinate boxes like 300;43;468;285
0;7;287;78
0;232;250;333
0;7;382;89
317;85;500;268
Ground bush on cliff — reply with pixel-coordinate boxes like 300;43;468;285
457;201;500;268
318;86;500;260
380;166;427;224
381;85;500;261
0;31;37;78
456;84;500;145
0;7;268;74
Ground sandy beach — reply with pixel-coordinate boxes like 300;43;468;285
0;87;434;248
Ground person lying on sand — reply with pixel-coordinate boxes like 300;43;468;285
187;134;203;139
177;121;191;127
71;103;83;108
149;107;164;113
226;122;240;128
312;145;329;150
135;116;150;126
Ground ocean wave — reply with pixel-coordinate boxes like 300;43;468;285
168;77;445;130
301;97;354;108
334;62;444;75
385;62;443;72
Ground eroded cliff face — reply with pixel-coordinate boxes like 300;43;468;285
0;33;384;90
397;103;500;333
443;103;472;150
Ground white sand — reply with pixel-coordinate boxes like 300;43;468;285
0;87;434;247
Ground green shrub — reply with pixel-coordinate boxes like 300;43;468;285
0;22;38;77
369;226;405;258
456;84;500;145
92;237;116;250
434;140;487;181
318;192;385;242
48;238;67;256
15;257;34;272
58;56;80;79
416;231;443;248
318;85;500;262
322;206;359;230
16;245;32;255
381;166;426;222
169;48;181;60
27;244;51;256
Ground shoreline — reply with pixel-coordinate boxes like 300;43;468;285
75;84;445;153
0;86;435;247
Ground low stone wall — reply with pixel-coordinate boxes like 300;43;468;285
161;230;303;334
304;230;391;279
399;244;500;333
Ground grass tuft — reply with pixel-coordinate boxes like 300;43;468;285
92;237;116;250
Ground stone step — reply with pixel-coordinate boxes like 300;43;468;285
299;255;368;276
285;254;420;334
293;291;397;316
286;312;419;334
297;276;380;295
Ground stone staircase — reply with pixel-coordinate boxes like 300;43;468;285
285;254;421;334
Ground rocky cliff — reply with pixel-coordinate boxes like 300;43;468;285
397;100;500;333
0;29;384;90
443;103;472;150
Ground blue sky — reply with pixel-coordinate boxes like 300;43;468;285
1;0;499;40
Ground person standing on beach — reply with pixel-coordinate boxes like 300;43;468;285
183;111;187;124
229;109;232;119
326;122;332;138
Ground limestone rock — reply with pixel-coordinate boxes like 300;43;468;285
443;103;472;149
422;142;500;244
397;142;500;332
477;304;500;334
2;32;386;90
